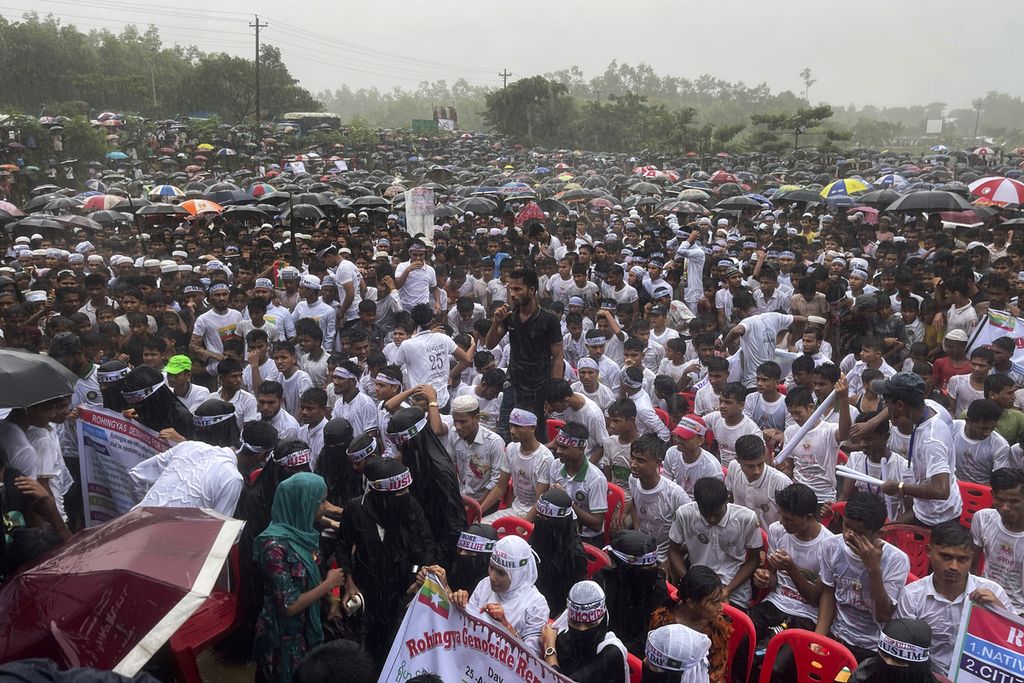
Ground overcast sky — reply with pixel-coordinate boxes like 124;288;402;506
5;0;1022;110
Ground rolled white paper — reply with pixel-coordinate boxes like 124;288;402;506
774;390;838;465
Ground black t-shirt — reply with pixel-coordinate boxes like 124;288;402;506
500;305;562;394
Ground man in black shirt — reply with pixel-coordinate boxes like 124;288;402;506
486;268;564;442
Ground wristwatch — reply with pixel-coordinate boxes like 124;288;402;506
898;481;905;492
544;646;556;658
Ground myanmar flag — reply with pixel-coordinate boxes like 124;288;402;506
418;575;450;619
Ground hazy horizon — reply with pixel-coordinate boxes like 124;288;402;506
3;0;1021;112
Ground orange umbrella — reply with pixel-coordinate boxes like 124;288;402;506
180;199;223;216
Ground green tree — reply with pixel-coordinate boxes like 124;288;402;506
483;76;575;147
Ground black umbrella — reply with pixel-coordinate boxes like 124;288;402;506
0;348;79;408
52;215;103;232
434;204;459;219
112;197;151;213
858;189;902;207
280;203;326;222
43;197;83;213
773;188;821;203
223;205;270;219
629;181;663;195
349;195;390;209
24;193;61;213
715;196;763;210
885;191;974;212
137;204;188;217
88;210;132;226
455;197;498;214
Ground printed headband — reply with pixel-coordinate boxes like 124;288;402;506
878;632;929;664
275;448;312;469
567;597;607;625
646;640;685;673
239;440;273;454
368;468;413;492
554;430;587;450
374;372;402;387
347;439;378;462
209;282;230;294
388;415;428;446
97;367;130;383
333;366;357;380
490;546;535;571
620;372;643;390
536;496;574;519
183;284;204;294
604;545;659;566
193;412;235;428
509;408;537;427
457;532;496;554
122;381;164;404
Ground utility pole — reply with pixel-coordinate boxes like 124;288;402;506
250;14;268;135
498;69;512;88
972;98;983;144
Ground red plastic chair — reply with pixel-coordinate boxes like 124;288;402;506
491;515;534;540
820;501;847;529
546;418;566;442
169;545;241;683
837;450;848;466
654;407;673;429
879;524;931;579
751;528;770;606
959;480;993;529
583;543;611;579
666;580;678;602
605;483;627;544
463;494;483;525
906;572;918;585
627;653;642;683
757;629;858;683
724;603;756;683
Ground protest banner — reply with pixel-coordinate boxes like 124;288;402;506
77;406;171;527
968;310;1024;365
948;602;1024;682
378;574;572;683
405;187;435;239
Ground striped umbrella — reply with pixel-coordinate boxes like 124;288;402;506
968;176;1024;206
147;185;185;201
248;182;276;199
874;173;908;190
820;178;870;199
82;194;123;211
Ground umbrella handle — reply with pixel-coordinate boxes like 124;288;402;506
49;619;82;668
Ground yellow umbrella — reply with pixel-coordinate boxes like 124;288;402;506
196;143;215;151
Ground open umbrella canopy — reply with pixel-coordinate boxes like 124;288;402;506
715;195;763;210
147;184;185;201
0;348;78;408
885;191;974;212
0;507;242;675
820;178;870;198
180;199;223;216
968;176;1024;206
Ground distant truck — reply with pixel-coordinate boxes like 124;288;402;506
276;112;342;134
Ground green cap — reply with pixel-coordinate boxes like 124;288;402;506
164;355;192;375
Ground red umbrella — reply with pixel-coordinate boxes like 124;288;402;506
710;170;739;185
848;205;879;225
516;200;545;225
0;507;242;675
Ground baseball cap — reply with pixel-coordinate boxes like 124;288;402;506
164;355;193;375
870;372;925;402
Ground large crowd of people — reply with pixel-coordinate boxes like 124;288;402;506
0;118;1022;683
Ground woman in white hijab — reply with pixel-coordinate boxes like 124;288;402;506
450;534;550;653
642;623;712;683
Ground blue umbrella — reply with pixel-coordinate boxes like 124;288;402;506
84;179;107;193
534;167;551;174
931;145;949;153
105;151;128;160
744;193;773;207
874;173;908;190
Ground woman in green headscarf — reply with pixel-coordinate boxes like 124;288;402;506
254;472;345;683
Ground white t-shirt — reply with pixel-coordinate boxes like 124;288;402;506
669;502;763;607
564;395;610;462
947;374;985;419
971;508;1024;615
743;392;788;431
628;475;691;562
765;521;834;621
393;330;458;408
129;441;243;517
737;312;794;387
725;460;792;531
223;389;258;431
175;383;211;413
446;425;507;499
951;420;1010;485
820;533;910;650
894;413;963;525
784;420;841;503
27;425;71;521
663;447;724;497
501;442;554;517
193;308;242;370
546;274;574;306
333;259;363;321
600;282;639;306
571;381;615;412
330;390;379;438
602;435;633;495
243;358;281;394
704;412;761;466
279;370;314;419
291;299;337;350
693;384;720;416
548;458;608;539
844;450;912;520
394;260;436;309
897;573;1012;674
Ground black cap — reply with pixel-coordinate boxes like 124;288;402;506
871;372;925;402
